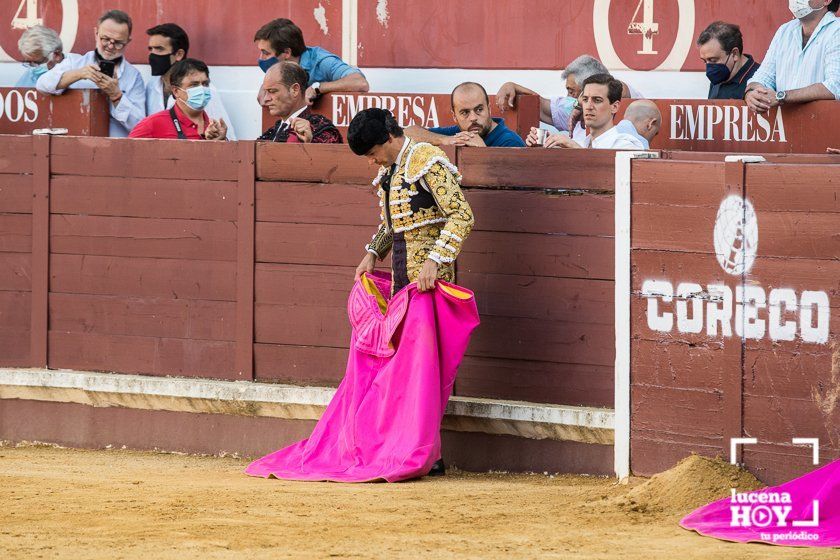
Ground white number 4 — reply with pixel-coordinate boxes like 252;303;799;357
627;0;659;55
12;0;43;30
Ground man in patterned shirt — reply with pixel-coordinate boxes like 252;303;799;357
258;61;342;144
349;108;474;297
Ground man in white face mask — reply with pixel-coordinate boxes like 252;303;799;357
745;0;840;113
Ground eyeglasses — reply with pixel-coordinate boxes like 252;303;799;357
22;58;48;68
98;35;130;49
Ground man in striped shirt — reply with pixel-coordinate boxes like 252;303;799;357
745;0;839;113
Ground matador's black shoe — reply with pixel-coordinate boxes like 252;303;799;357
428;458;446;477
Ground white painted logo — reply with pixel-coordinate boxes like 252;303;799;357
714;195;758;276
670;105;787;143
1;0;78;62
0;89;39;123
593;0;695;71
332;94;440;128
642;196;831;344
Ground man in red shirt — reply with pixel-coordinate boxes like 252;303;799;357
130;58;227;140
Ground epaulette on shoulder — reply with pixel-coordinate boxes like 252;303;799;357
404;142;461;184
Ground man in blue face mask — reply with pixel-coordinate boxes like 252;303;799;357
130;58;227;141
697;21;761;100
15;26;69;87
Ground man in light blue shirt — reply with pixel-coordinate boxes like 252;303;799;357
746;0;840;113
36;10;146;138
254;18;368;104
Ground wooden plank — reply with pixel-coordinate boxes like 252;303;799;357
743;444;839;486
235;142;256;380
256;264;355;307
455;356;614;408
459;231;614;280
49;293;236;341
745;164;840;212
256;182;379;225
631;385;725;445
0;290;31;329
50;176;237;220
50;215;238;261
631;437;724;478
0;253;31;292
458;147;617;190
256;223;377;267
30;134;49;369
744;343;839;402
661;151;840;164
0;136;34;174
466;315;614;366
466;190;614;236
631;338;728;391
458;273;614;324
748;257;840;299
748;212;840;260
50;254;236;301
631;250;731;291
0;213;32;253
50;136;240;181
631;160;726;205
48;332;237;380
0;327;30;366
743;394;838;445
256;143;378;184
254;343;347;386
0;174;32;213
255;303;349;347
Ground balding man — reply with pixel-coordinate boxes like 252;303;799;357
405;82;525;147
258;60;341;143
617;100;661;149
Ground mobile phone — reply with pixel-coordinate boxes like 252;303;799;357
98;60;115;78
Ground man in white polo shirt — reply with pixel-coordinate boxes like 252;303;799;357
540;74;646;150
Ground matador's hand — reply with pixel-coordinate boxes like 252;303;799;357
417;259;439;292
354;252;376;282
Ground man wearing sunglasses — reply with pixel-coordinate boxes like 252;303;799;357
36;9;146;138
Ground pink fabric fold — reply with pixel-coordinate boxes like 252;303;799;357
245;270;479;482
681;459;840;547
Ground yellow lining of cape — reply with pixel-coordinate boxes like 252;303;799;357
439;284;472;300
361;275;389;314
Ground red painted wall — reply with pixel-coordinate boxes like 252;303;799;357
1;1;792;70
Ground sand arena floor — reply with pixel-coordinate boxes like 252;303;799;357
0;444;836;560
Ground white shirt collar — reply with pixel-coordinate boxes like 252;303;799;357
395;136;410;166
282;105;308;127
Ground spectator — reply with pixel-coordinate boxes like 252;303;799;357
145;23;237;140
697;21;761;99
129;59;226;141
616;100;662;149
538;74;646;150
746;0;839;113
37;10;145;138
258;61;342;143
405;82;525;147
496;54;643;143
15;26;72;87
254;18;368;104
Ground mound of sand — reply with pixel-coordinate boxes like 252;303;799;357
617;454;764;516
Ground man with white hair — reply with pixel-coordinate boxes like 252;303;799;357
15;26;72;87
496;54;643;142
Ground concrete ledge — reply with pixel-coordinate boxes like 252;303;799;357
0;368;614;445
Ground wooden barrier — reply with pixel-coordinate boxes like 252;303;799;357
0;89;110;136
261;92;540;142
629;155;840;484
618;99;840;154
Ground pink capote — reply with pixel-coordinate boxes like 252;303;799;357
681;459;840;547
245;270;479;482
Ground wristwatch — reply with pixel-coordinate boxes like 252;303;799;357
311;82;322;99
775;90;787;105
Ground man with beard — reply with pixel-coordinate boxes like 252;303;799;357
406;82;525;147
37;9;145;137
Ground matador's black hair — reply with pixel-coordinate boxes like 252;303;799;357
347;108;403;155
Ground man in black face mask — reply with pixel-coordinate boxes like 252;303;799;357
144;23;237;140
697;21;761;100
